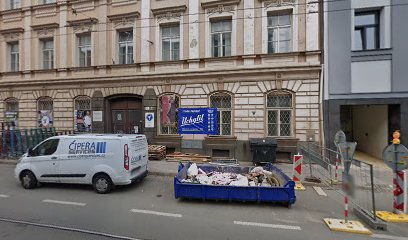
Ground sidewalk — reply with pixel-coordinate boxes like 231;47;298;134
0;158;292;177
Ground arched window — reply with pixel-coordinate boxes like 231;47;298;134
266;91;293;137
158;93;179;135
74;96;92;132
37;97;54;128
210;92;232;135
4;98;19;127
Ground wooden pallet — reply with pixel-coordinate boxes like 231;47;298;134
166;152;211;163
148;145;166;160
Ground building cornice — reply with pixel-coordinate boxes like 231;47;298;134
31;2;58;10
201;0;241;9
151;5;187;16
0;27;24;34
107;12;140;21
31;23;60;30
67;18;98;26
258;0;295;8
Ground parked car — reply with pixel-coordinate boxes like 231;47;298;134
15;134;148;193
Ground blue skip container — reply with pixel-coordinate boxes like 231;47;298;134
174;162;296;207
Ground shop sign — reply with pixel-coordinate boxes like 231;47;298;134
178;108;218;135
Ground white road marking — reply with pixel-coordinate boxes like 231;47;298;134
0;217;141;240
313;186;327;196
233;221;302;231
0;194;9;198
42;199;86;207
372;234;408;240
130;209;182;218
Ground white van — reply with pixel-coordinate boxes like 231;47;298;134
15;134;148;194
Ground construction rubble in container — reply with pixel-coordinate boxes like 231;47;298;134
182;163;281;187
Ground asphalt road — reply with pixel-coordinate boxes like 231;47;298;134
0;164;407;240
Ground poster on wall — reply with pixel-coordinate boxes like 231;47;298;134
161;94;177;126
178;108;218;135
74;110;92;132
5;111;18;128
38;110;53;128
93;111;102;122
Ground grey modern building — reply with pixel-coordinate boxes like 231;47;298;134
323;0;408;158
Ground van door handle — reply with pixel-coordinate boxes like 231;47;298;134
51;157;57;160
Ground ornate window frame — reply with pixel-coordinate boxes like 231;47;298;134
108;12;139;65
261;0;298;54
202;0;240;58
152;5;186;62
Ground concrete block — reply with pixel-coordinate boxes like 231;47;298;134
235;97;249;105
237;86;249;93
194;98;207;106
235;110;249;117
248;97;264;105
235;122;249;129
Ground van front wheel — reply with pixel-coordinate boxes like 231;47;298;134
20;171;37;189
93;174;112;194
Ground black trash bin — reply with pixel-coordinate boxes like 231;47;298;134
249;138;277;164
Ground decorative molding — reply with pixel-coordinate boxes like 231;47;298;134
0;27;24;40
263;0;295;9
67;18;98;32
201;0;241;9
207;5;236;16
32;3;57;18
70;0;95;12
31;2;58;10
151;5;187;23
112;0;138;7
31;23;59;36
1;9;23;23
107;12;139;28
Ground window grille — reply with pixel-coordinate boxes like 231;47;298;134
210;92;232;136
267;91;293;137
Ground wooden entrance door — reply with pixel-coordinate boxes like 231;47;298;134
111;98;142;134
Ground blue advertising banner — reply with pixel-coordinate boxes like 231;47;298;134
178;108;218;135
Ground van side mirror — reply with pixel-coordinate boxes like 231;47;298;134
28;148;34;157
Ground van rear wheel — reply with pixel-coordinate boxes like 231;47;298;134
20;171;37;189
93;174;112;194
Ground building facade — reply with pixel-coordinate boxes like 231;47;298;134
0;0;321;161
324;0;408;158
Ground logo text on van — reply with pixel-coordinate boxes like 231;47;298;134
69;141;107;154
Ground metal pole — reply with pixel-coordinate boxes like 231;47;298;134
370;164;377;221
308;141;313;176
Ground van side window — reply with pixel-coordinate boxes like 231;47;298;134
31;139;60;156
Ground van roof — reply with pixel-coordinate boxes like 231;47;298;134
50;134;146;140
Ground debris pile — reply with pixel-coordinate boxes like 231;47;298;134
181;164;281;187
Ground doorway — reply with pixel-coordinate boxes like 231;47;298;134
109;96;143;134
340;104;399;159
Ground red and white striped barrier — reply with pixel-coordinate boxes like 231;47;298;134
292;155;303;182
345;195;349;222
394;170;405;213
